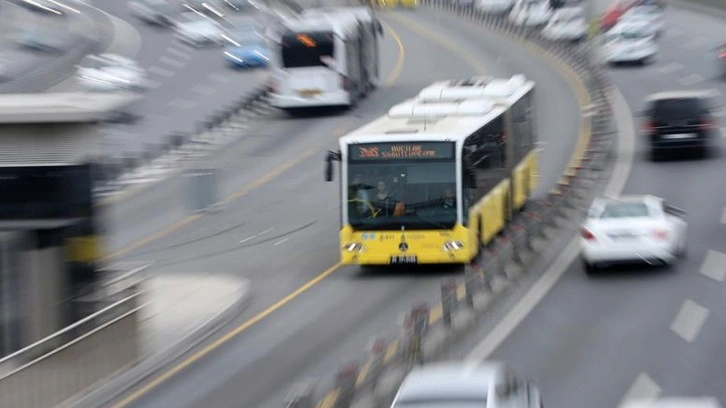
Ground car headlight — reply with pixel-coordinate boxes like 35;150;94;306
343;242;363;253
442;241;464;252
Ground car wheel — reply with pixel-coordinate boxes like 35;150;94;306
677;236;687;258
650;148;661;161
583;258;597;275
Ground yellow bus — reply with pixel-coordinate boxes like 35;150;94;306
373;0;419;9
324;75;538;266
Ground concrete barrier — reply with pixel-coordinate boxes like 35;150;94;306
283;1;616;406
0;292;143;408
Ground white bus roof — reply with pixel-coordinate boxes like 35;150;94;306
339;100;506;146
284;8;363;36
416;74;534;106
339;75;531;147
0;92;141;124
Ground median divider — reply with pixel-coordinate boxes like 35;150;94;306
285;2;616;407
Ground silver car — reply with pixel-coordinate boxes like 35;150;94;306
391;362;543;408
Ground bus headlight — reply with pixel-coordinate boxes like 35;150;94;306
343;242;364;253
443;241;464;252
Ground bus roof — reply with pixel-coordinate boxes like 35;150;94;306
283;8;364;36
339;75;534;146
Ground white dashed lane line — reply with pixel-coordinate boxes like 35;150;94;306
620;372;662;405
191;84;216;96
670;299;710;343
273;238;289;246
167;99;196;109
681;36;710;49
721;207;726;224
149;66;176;78
658;62;683;74
699;250;726;282
677;73;703;86
166;46;192;59
160;56;186;69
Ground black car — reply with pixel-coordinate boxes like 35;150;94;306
641;91;720;160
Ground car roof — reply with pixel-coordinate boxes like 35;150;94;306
592;194;662;208
621;397;723;408
644;90;718;102
396;362;503;402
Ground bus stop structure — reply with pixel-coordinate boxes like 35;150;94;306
0;91;142;357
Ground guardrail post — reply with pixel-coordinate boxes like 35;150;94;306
364;337;387;389
463;268;479;308
440;280;458;326
405;303;429;366
334;361;359;408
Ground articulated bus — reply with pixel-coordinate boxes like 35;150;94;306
268;7;383;113
324;75;537;265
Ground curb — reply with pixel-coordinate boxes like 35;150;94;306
284;3;616;408
60;279;253;408
0;3;113;94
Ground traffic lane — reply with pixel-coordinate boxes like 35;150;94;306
115;11;583;408
439;39;726;408
115;11;504;408
103;25;402;254
410;7;581;198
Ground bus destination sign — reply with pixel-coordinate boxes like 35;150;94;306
350;142;454;161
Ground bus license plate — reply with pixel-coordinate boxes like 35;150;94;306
390;255;417;264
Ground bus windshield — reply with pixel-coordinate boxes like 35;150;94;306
346;159;458;231
281;31;334;68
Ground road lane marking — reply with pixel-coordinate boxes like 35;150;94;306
109;261;342;408
465;87;635;362
209;72;231;83
678;73;703;86
166;46;191;59
681;36;709;49
160;56;186;69
670;299;709;343
259;228;274;235
381;21;406;86
191;84;216;96
620;372;662;405
167;99;196;109
699;250;726;282
657;62;682;74
273;238;289;246
239;235;256;244
721;207;726;224
149;66;175;78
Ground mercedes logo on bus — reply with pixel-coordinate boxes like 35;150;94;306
399;242;409;252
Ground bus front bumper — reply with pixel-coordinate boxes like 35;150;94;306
269;92;351;109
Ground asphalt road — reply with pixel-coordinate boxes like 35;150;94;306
444;4;726;407
58;0;273;159
97;8;582;408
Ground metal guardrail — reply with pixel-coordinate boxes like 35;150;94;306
0;289;144;408
284;1;615;407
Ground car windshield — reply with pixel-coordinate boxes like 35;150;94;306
652;98;704;121
346;143;458;231
178;12;208;25
599;202;650;219
607;29;649;41
79;55;114;70
557;9;583;22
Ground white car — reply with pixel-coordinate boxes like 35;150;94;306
581;195;687;273
76;54;148;92
620;5;664;37
128;0;176;25
508;0;553;26
603;20;659;65
475;0;515;15
173;11;225;47
621;397;723;408
542;6;588;41
391;362;543;408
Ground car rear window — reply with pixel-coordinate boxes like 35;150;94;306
652;98;704;121
599;202;650;218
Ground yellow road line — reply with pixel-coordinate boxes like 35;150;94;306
385;12;487;75
382;22;406;87
110;24;408;408
428;304;443;324
111;262;342;408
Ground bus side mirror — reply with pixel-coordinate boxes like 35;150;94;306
376;19;384;36
324;150;340;182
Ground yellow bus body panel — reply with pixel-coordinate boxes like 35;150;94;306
339;224;476;265
399;0;419;8
66;235;102;263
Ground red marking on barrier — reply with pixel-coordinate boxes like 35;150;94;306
338;361;359;378
371;338;387;354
